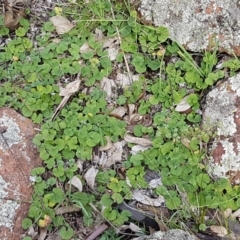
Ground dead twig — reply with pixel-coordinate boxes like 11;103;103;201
108;0;133;84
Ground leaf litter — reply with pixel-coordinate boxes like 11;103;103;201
1;0;235;239
84;166;99;190
49;16;75;35
52;75;81;120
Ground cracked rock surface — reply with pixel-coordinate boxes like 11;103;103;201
0;108;42;240
138;0;240;56
202;73;240;184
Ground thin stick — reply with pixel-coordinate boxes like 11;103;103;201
108;0;133;84
86;224;109;240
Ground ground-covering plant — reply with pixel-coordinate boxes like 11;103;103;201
2;0;240;239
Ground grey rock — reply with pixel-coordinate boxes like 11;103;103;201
138;0;240;56
202;73;240;184
0;108;42;240
132;229;198;240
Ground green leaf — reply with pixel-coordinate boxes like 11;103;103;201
22;38;33;49
161;142;174;155
133;125;143;137
53;166;64;177
22;237;32;240
43;193;56;207
187;113;201;123
0;26;9;36
31;167;45;176
22;218;32;229
112;210;131;226
111;193;123;204
53;187;65;203
103;207;117;221
43;22;55;32
121;41;138;53
170;166;182;176
68;136;78;150
188;156;200;166
72;192;94;207
196;173;210;188
32;113;43;124
22;106;33;117
16;27;27;37
156;185;168;196
147;59;160;70
166;196;181;210
199;224;207;231
83;215;94;227
190;139;199;151
101;194;114;206
20;18;30;28
130;154;144;166
33;134;43;146
156;26;169;42
40;150;50;161
55;138;65;151
59;227;74;240
131;55;146;73
82;51;94;59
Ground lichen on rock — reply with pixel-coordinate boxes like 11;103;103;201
202;73;240;184
139;0;240;56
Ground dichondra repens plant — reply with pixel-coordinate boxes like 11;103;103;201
1;0;240;239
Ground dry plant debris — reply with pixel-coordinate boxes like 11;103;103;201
1;0;240;239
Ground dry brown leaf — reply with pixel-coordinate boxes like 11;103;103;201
3;0;26;29
51;95;70;121
210;225;228;237
6;0;24;6
231;208;240;218
4;11;21;29
80;42;91;53
84;166;98;190
175;96;192;113
101;37;119;61
124;133;152;146
130;145;150;155
49;16;74;35
4;10;24;30
120;223;143;233
99;136;113;151
223;208;232;218
116;72;132;87
59;79;81;96
181;137;191;149
94;28;104;41
27;226;38;239
39;228;47;240
99;141;124;167
67;176;83;192
46;232;62;240
109;107;127;119
77;159;84;172
127;104;135;116
51;77;81;120
129;113;143;124
149;178;162;188
52;38;62;44
141;114;152;127
55;205;80;215
132;190;165;207
100;77;116;98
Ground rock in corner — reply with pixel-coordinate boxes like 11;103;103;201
0;108;42;240
202;73;240;184
138;0;240;56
